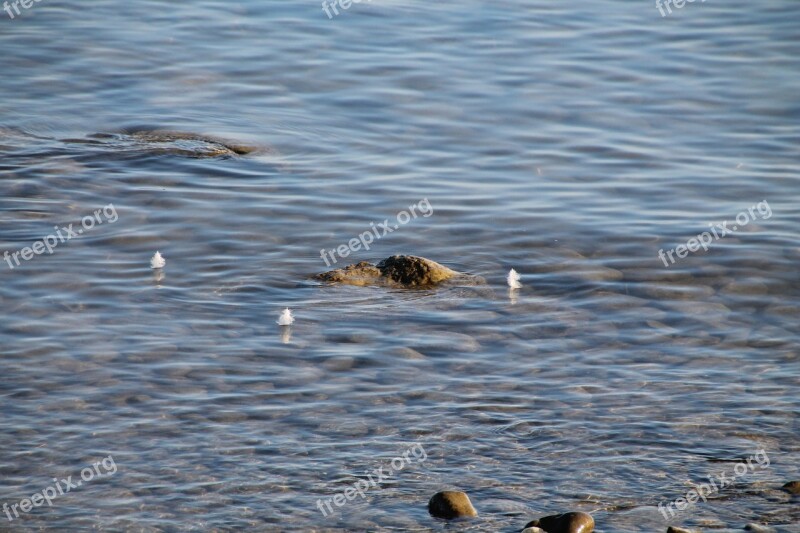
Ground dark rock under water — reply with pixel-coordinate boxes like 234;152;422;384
62;129;258;158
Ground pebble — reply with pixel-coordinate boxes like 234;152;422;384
390;346;427;360
428;490;478;519
641;283;715;300
565;264;624;282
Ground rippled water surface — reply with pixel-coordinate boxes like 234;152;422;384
1;1;798;531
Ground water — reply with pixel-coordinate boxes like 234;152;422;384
0;0;798;531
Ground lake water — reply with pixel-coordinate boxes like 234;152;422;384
0;0;798;531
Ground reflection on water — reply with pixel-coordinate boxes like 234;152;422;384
0;0;798;530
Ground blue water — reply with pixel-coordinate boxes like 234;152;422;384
0;0;798;531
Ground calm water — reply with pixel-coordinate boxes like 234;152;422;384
1;0;798;531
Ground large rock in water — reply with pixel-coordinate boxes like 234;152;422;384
376;255;460;285
524;512;594;533
63;129;258;158
428;490;478;519
315;261;384;286
126;130;257;157
316;255;482;287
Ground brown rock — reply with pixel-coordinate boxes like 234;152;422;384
524;511;594;533
666;527;695;533
782;480;800;494
428;490;478;519
314;261;383;286
316;255;479;287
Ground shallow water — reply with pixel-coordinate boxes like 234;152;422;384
0;0;798;531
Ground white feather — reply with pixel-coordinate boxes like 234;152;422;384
507;268;522;289
150;251;166;269
277;308;295;326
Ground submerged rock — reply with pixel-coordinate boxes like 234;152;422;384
524;511;594;533
316;255;483;287
63;129;258;158
428;490;478;519
666;527;695;533
744;524;776;532
127;130;256;157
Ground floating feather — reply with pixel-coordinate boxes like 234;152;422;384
150;251;166;269
277;308;295;326
507;268;522;289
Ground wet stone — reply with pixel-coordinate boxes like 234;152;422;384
428;490;478;519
